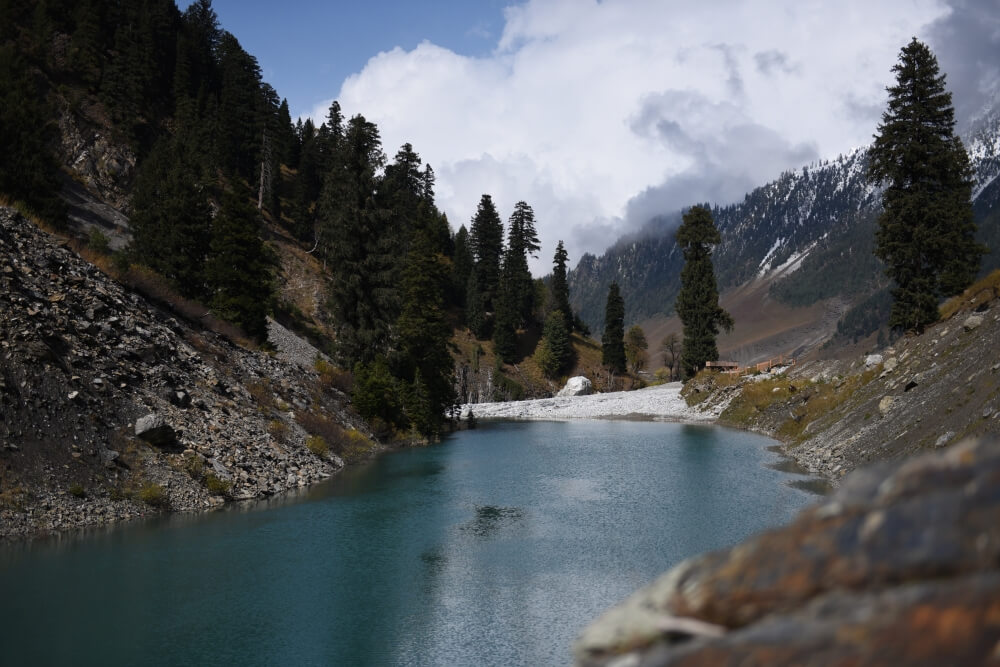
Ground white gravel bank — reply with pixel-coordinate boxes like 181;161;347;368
462;382;717;422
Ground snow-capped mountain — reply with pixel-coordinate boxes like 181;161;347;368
569;103;1000;343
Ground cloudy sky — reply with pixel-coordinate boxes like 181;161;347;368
193;0;1000;274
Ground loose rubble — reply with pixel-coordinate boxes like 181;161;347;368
681;299;1000;483
0;207;371;538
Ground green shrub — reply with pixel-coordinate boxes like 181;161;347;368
352;357;405;428
340;430;377;464
68;483;86;498
204;473;232;497
87;227;110;254
305;435;329;457
184;455;205;479
138;482;168;508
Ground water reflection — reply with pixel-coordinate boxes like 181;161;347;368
461;505;526;538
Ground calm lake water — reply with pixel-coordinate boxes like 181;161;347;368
0;420;815;666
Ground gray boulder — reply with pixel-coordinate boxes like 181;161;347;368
135;413;177;448
963;315;984;331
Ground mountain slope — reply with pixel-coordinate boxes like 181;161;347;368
569;106;1000;359
0;206;379;538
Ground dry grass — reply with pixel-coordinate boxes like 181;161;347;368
0;486;27;510
137;482;169;508
315;358;353;393
248;379;278;412
267;419;289;442
718;367;881;444
305;435;329;457
940;270;1000;321
681;369;741;406
720;375;796;424
295;411;376;462
204;473;232;497
122;265;253;345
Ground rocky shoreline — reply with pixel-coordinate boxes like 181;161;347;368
0;208;376;540
574;435;1000;666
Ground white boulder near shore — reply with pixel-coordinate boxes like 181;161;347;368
462;381;719;422
557;376;592;397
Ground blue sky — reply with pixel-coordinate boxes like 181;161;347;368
181;0;998;274
180;0;509;118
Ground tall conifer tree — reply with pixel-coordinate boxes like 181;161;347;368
868;38;984;332
130;135;211;297
675;205;732;379
465;269;487;338
602;282;626;373
468;194;504;314
492;260;519;364
205;191;274;341
505;201;541;325
550;240;572;330
318;114;397;366
396;227;456;437
452;225;474;309
0;45;65;222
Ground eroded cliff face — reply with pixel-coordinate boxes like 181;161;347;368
0;207;372;538
575;437;1000;666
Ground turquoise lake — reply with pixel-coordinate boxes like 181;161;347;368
0;420;816;666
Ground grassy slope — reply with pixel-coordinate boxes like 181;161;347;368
640;278;847;370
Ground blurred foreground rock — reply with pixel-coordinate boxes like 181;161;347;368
575;437;1000;666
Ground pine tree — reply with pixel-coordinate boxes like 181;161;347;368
452;224;474;308
204;191;274;341
505;200;540;324
352;356;404;430
0;45;65;222
601;282;626;373
537;309;572;378
317;114;398;366
395;215;457;438
492;263;519;363
468;194;504;313
130;135;211;297
215;32;262;179
675;205;733;379
550;240;572;331
465;268;487;338
868;38;984;332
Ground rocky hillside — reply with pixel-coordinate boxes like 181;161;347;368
574;435;1000;666
680;272;1000;482
0;207;377;538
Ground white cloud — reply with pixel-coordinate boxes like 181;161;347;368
309;0;952;274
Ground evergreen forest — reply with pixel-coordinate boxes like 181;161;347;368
0;0;607;438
